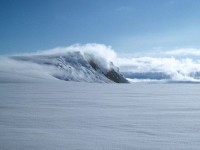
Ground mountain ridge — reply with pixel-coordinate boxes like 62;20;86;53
10;51;128;83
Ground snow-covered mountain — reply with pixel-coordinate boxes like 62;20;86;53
2;43;200;83
4;50;128;83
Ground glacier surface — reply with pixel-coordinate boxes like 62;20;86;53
0;80;200;150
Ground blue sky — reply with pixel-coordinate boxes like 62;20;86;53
0;0;200;54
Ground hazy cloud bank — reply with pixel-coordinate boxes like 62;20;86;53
1;43;200;82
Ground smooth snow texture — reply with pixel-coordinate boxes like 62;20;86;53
0;57;56;83
0;81;200;150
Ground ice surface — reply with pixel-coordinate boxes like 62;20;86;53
1;81;200;150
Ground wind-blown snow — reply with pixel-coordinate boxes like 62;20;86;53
0;57;56;83
1;43;200;83
0;44;126;83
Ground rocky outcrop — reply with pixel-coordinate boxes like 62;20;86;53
89;60;128;83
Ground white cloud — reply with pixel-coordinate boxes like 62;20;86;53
115;56;200;82
2;43;200;82
163;48;200;56
33;43;117;61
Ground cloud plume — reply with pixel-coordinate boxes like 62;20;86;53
1;43;200;83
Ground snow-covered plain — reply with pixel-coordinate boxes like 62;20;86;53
1;44;200;149
1;80;200;150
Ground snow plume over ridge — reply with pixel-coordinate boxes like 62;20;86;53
32;43;117;69
0;44;127;83
1;44;200;83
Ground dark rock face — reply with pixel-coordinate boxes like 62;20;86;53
89;60;100;71
105;69;129;83
89;60;128;83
